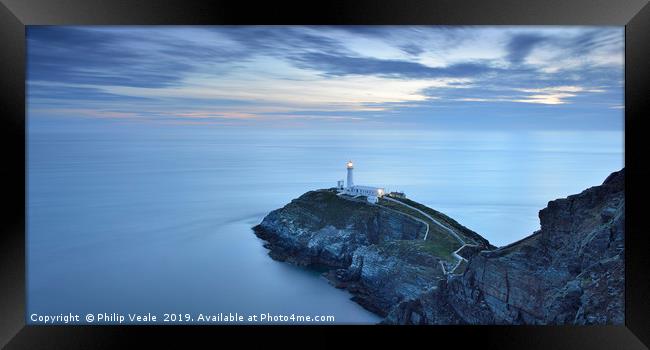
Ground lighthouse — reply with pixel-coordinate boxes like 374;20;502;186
337;160;386;204
346;160;354;188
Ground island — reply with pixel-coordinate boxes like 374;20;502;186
252;163;624;325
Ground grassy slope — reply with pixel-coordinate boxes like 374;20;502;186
388;196;491;247
292;189;486;267
374;240;455;266
378;198;462;261
290;189;378;229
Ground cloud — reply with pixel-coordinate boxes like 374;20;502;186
29;108;141;120
27;27;193;88
26;26;624;130
101;71;461;109
426;82;612;105
506;33;547;64
27;26;254;88
175;111;258;120
510;86;606;104
399;43;425;56
291;52;495;79
510;93;574;105
27;82;153;103
566;28;623;55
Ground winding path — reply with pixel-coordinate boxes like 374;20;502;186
381;196;479;274
374;203;430;240
337;191;477;275
337;191;430;240
381;197;465;245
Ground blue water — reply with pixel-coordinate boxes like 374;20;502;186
27;124;623;324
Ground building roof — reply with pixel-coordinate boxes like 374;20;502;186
351;185;384;191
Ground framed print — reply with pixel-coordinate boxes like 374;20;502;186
1;0;649;348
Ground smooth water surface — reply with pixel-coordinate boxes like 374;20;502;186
27;125;623;323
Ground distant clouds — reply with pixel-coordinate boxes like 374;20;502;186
291;52;495;79
27;26;624;130
506;33;547;64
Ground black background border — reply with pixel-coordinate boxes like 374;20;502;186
1;0;649;348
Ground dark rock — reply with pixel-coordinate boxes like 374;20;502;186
455;244;484;260
253;189;428;268
253;169;624;325
386;168;625;325
253;188;484;316
343;241;446;315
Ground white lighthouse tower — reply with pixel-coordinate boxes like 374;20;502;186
337;160;386;204
346;160;354;188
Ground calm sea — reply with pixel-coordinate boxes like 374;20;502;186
27;124;623;324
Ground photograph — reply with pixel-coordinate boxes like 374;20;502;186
25;25;625;326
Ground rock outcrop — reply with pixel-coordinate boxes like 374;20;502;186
253;190;428;268
254;169;624;325
340;240;447;316
253;189;489;316
385;169;625;325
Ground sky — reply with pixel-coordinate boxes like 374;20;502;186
26;26;624;131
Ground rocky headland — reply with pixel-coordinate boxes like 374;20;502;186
253;169;624;324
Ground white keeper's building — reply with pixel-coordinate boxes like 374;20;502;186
337;161;385;204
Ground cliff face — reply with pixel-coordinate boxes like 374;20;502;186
253;190;428;268
253;189;489;316
385;169;625;325
254;169;624;324
341;241;447;316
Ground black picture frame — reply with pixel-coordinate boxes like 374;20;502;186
1;0;648;348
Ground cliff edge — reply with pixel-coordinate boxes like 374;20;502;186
253;169;624;324
253;188;493;316
385;169;624;324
